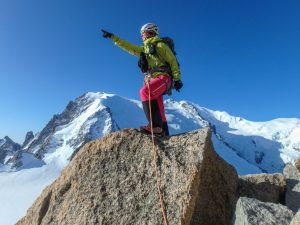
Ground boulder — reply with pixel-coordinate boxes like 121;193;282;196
295;157;300;172
237;173;286;204
234;197;294;225
290;210;300;225
284;164;300;213
16;128;238;225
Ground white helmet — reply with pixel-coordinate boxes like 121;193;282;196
140;23;159;35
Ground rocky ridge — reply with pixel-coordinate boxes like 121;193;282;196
17;128;238;225
16;128;300;225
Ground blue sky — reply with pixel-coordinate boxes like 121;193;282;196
0;0;299;143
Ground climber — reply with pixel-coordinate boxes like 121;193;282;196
101;23;183;136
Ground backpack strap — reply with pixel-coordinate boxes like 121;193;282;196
141;40;178;79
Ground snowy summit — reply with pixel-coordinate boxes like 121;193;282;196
2;91;300;174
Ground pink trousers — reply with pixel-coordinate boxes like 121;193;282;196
139;75;172;122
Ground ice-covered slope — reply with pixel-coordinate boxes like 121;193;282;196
164;100;300;173
190;102;300;173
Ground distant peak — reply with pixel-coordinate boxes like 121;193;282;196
26;131;34;136
22;131;35;149
2;136;21;147
4;136;13;142
84;92;115;100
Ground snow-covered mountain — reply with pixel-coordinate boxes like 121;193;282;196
22;92;121;164
1;91;300;225
0;136;21;170
0;135;44;172
166;100;300;173
2;91;300;174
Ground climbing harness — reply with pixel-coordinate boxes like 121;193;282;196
146;81;169;225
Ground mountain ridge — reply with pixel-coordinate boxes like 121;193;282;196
1;91;300;225
1;91;300;174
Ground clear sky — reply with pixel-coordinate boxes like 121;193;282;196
0;0;299;143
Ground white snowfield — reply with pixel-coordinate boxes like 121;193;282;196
0;91;299;225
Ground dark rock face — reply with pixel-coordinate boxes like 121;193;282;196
68;108;119;160
0;136;21;164
22;131;34;149
283;164;300;213
23;95;92;154
233;197;293;225
237;173;286;204
23;94;118;160
5;150;23;168
22;99;83;157
16;128;238;225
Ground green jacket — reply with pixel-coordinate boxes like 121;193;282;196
111;35;181;81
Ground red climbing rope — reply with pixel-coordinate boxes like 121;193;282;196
146;81;169;225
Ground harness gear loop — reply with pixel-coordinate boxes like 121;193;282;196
146;81;169;225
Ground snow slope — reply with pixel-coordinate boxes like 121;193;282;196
164;100;300;173
190;102;300;173
0;161;63;225
0;91;299;225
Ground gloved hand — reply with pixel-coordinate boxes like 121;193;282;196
101;29;113;39
174;80;183;92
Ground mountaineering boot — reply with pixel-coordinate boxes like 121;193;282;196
141;100;163;135
140;124;163;136
162;121;169;136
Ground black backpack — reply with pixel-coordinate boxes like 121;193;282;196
160;37;177;56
